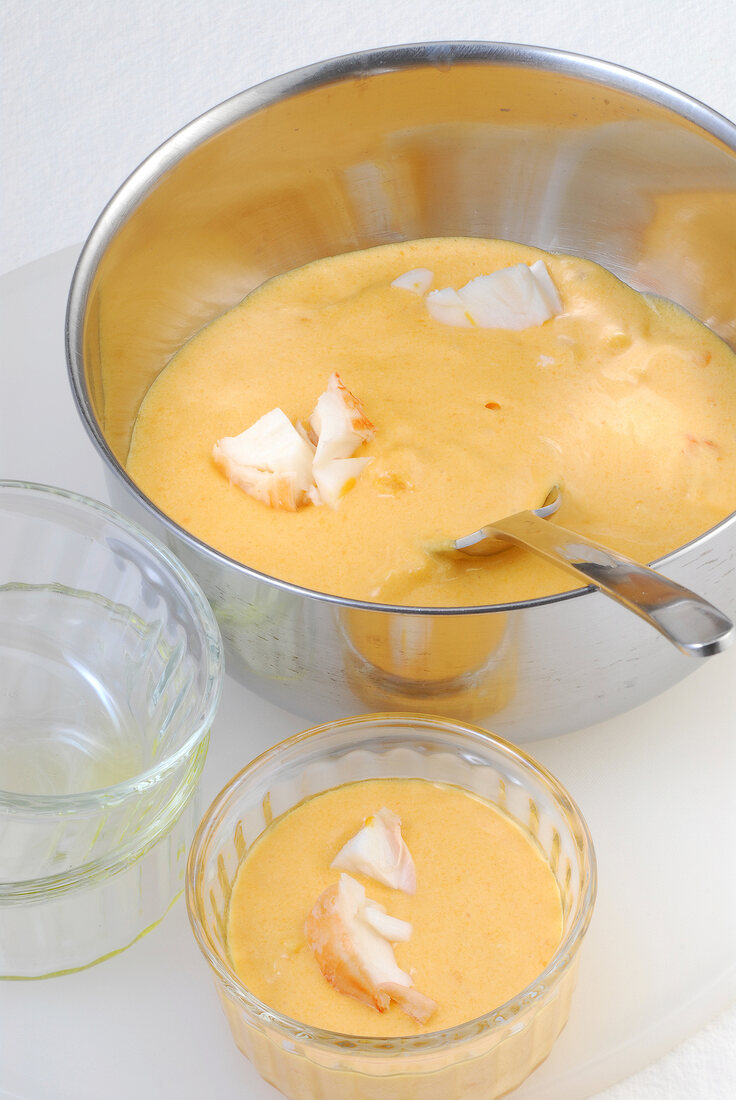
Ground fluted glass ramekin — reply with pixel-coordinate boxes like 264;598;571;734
0;481;223;978
186;714;596;1100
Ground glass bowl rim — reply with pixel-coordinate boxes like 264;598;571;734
185;711;597;1055
0;479;223;813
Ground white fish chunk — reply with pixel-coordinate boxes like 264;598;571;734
215;373;375;510
331;807;417;894
391;268;434;294
362;904;412;942
529;259;564;316
311;455;373;508
309;372;376;466
212;407;315;510
304;873;436;1023
425;286;473;327
307;372;375;506
428;260;563;331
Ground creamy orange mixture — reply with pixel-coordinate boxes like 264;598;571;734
127;237;736;606
226;778;562;1036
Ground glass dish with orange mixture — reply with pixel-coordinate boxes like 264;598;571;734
186;715;596;1100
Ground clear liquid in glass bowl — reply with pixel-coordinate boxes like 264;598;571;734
1;588;148;796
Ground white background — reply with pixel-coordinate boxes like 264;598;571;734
2;1;736;1096
3;0;736;276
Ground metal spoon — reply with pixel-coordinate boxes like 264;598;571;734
450;486;734;657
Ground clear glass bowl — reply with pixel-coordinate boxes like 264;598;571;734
186;714;596;1100
0;481;223;978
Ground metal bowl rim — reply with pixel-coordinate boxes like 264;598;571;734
65;40;736;617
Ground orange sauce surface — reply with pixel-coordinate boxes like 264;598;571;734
128;238;736;605
226;778;562;1036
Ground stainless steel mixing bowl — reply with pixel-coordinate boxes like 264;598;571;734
66;42;736;740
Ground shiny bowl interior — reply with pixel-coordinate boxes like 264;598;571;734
186;713;596;1100
0;480;223;978
66;43;736;737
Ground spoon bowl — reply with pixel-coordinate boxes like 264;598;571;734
455;486;563;556
450;486;733;658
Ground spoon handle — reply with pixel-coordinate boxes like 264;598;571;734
478;511;734;657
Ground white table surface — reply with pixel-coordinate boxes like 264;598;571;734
1;245;735;1098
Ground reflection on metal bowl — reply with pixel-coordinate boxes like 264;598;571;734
340;606;516;722
66;42;736;740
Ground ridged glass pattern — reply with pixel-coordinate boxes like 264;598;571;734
0;482;222;978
